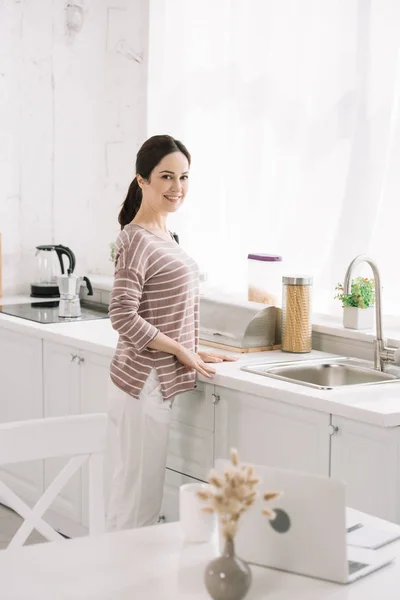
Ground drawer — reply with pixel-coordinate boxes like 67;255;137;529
171;382;215;432
167;421;214;481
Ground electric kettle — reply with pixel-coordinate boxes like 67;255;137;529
31;244;76;298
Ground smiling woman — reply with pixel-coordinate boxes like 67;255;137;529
106;135;237;533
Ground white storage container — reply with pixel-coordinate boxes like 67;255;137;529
247;254;283;306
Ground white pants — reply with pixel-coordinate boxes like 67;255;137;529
105;369;173;531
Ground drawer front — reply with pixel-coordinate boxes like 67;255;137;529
172;382;214;432
167;421;214;481
160;469;202;523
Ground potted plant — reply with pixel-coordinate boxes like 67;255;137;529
334;277;375;330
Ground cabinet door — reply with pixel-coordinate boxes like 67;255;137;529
160;469;204;524
79;350;110;415
43;341;81;523
167;422;214;481
167;383;215;480
171;382;214;431
0;329;43;505
330;416;400;522
79;350;111;528
215;387;330;477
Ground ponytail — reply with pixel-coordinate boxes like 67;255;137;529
118;178;142;229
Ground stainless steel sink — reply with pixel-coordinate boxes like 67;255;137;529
241;357;400;390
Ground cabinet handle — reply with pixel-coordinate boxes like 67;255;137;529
212;393;220;405
328;425;339;436
70;354;84;365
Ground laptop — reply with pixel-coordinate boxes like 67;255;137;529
215;460;395;584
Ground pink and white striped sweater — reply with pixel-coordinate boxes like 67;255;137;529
109;223;199;401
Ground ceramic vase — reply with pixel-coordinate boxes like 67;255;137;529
204;537;251;600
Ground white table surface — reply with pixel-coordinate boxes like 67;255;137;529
1;511;400;600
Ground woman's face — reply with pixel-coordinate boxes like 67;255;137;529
138;151;189;214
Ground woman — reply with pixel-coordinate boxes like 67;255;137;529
106;134;235;531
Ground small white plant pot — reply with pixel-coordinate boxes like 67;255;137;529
343;306;374;330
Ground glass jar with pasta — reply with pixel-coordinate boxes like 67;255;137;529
281;276;313;353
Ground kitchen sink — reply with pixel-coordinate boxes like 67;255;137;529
241;357;400;390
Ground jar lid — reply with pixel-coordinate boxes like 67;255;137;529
248;254;282;262
282;275;313;285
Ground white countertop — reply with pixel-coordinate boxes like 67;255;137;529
0;296;117;357
0;512;399;599
2;295;400;427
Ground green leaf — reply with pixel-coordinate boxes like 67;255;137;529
334;277;375;308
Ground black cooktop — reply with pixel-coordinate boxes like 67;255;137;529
0;301;109;324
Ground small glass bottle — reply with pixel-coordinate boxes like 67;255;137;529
281;276;313;353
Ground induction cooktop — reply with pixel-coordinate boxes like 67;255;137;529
0;301;109;324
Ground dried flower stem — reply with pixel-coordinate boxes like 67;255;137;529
197;448;281;542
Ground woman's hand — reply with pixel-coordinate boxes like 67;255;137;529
197;351;238;364
175;347;217;378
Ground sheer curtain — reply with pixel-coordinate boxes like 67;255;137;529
148;0;400;316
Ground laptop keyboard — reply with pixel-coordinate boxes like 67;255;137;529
348;560;369;575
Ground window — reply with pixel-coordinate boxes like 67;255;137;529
148;0;400;315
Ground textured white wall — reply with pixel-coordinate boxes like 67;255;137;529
0;0;148;294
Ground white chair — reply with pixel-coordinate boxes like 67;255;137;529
0;413;108;549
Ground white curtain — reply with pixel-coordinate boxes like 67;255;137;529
148;0;400;316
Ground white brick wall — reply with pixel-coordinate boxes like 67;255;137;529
0;0;148;294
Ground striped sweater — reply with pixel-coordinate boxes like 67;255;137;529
109;223;199;401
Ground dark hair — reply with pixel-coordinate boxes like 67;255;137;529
118;134;191;229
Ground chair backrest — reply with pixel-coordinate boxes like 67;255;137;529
0;413;108;549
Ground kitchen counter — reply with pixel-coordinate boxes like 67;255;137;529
2;295;400;427
0;296;118;356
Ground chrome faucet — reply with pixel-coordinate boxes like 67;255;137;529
343;255;396;371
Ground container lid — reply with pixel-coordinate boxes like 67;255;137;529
282;275;313;285
248;254;282;262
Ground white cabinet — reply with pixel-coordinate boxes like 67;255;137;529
5;320;400;533
42;341;111;533
0;329;43;505
167;382;215;481
168;422;214;481
43;341;81;524
330;416;400;522
162;382;215;519
80;349;111;529
79;349;110;415
214;387;330;477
